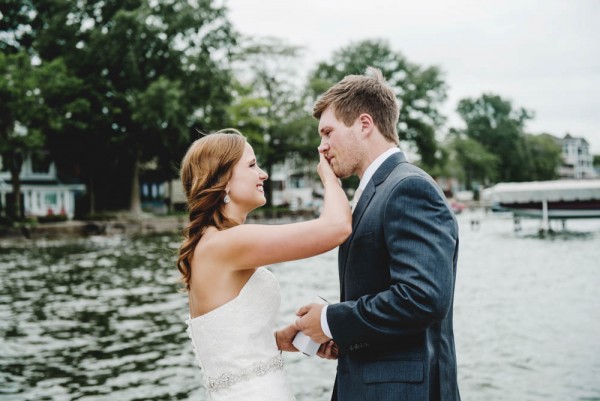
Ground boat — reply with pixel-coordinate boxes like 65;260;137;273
481;180;600;230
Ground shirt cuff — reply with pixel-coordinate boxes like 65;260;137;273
320;304;333;339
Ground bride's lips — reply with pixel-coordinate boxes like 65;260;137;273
256;184;264;193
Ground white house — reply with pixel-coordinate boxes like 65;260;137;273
0;154;85;219
559;134;598;179
270;159;320;210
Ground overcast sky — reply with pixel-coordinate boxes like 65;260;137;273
225;0;600;154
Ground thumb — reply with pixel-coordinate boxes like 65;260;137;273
296;305;310;316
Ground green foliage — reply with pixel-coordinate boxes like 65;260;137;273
451;94;562;184
20;0;238;212
0;0;36;53
593;155;600;167
230;36;319;205
522;134;561;181
2;2;575;216
0;52;43;151
308;39;447;170
447;132;499;189
456;93;534;182
37;214;68;223
0;51;65;219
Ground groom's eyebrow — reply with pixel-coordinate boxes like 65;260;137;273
319;126;329;135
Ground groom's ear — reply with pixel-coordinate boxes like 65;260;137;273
357;113;374;137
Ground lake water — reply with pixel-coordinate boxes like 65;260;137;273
1;211;599;401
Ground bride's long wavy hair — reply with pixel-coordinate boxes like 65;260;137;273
177;129;246;290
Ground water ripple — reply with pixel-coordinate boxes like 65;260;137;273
1;215;599;400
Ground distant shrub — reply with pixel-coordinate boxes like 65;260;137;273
0;216;13;227
82;212;117;221
38;214;68;223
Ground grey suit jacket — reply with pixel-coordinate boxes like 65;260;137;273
327;152;460;401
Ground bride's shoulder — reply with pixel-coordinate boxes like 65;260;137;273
195;225;241;256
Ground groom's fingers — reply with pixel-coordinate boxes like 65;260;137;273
296;303;314;316
317;341;338;360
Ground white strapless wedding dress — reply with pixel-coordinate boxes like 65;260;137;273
186;268;296;401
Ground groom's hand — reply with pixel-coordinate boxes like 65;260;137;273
296;303;330;344
317;340;339;360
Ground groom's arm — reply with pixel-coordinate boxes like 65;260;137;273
326;176;458;350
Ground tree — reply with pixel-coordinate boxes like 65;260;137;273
456;94;534;182
0;49;90;220
0;0;36;54
0;53;41;220
523;133;561;181
26;0;237;214
0;52;42;219
593;154;600;167
307;39;448;170
230;36;318;206
446;132;499;190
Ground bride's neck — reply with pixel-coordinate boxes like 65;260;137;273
223;206;247;225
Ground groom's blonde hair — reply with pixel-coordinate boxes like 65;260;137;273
313;67;400;145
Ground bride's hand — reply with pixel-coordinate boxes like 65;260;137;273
317;147;339;187
275;324;299;352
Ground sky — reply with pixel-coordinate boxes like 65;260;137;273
225;0;600;154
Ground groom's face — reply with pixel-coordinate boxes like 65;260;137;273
318;107;362;179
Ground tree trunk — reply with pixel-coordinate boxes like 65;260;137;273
129;151;142;216
465;169;473;191
9;152;24;220
88;174;96;215
167;179;173;214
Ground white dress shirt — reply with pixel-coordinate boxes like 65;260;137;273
320;147;401;339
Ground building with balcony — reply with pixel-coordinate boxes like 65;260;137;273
558;134;598;179
0;153;85;219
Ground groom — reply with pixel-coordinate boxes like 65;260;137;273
295;67;461;401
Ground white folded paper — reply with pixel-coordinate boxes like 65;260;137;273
292;331;320;356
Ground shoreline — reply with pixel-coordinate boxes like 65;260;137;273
0;212;316;243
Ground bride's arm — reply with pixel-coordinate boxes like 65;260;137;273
210;153;351;270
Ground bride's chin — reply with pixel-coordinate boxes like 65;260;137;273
248;200;266;213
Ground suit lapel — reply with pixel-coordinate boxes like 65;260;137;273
338;152;408;299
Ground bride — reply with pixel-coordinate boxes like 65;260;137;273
178;129;351;400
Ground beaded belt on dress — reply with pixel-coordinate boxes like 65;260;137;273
206;354;284;392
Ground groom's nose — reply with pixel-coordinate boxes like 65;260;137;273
318;142;330;153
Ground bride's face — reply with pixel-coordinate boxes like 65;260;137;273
226;143;268;211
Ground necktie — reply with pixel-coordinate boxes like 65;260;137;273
351;188;363;213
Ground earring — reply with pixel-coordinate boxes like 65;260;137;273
223;194;230;204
